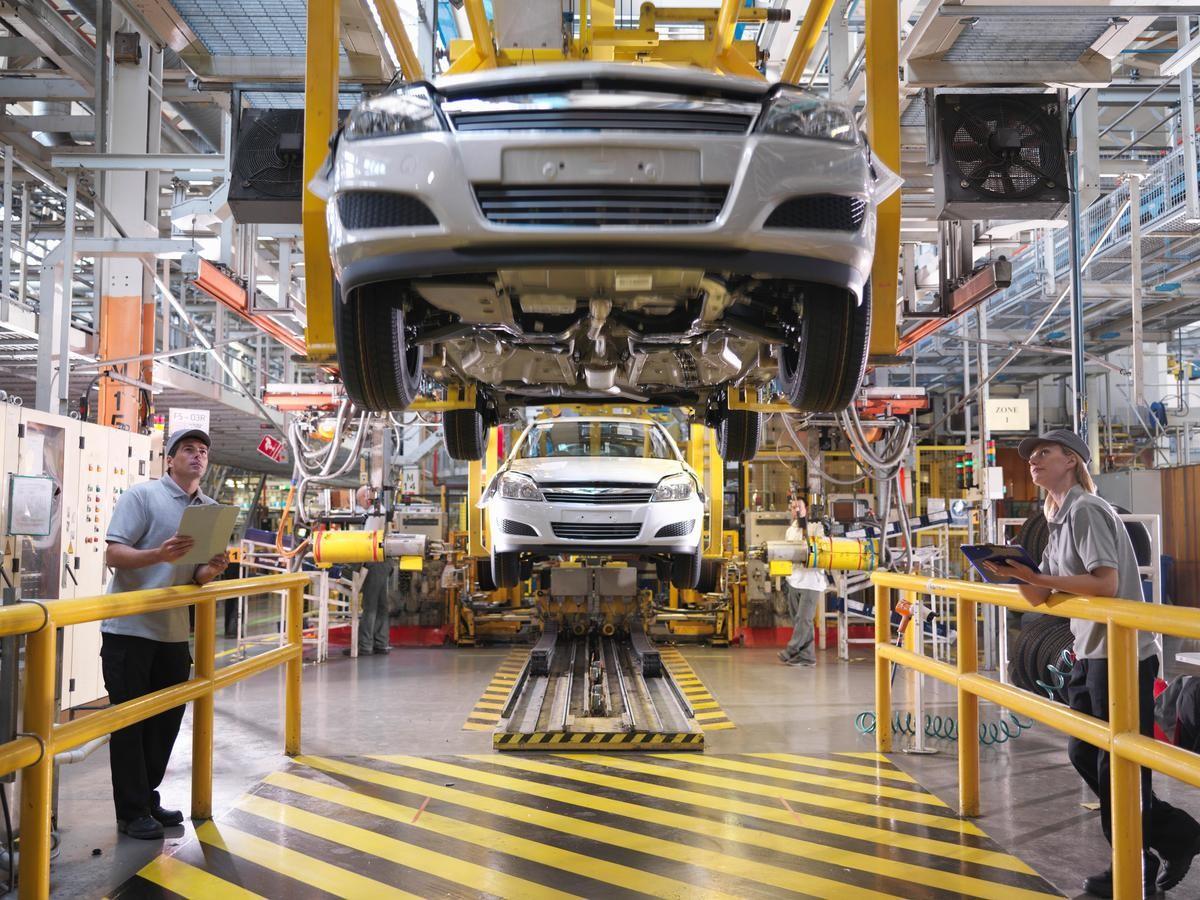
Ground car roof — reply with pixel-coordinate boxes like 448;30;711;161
530;416;661;426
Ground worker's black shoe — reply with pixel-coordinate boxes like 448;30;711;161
151;805;184;827
1083;854;1161;897
1158;834;1200;891
117;816;164;840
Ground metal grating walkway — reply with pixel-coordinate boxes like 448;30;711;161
114;752;1065;898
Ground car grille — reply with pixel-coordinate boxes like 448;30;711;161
337;191;438;229
541;488;655;505
474;185;728;227
450;108;753;134
654;521;694;538
551;522;642;540
763;194;867;232
501;519;537;536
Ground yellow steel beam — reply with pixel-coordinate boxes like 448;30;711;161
715;47;763;79
708;0;742;67
642;5;775;26
781;0;837;84
592;0;615;61
706;428;723;557
462;0;498;68
375;0;424;81
865;0;900;358
302;0;340;363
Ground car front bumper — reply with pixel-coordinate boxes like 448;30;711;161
327;130;875;298
488;493;705;556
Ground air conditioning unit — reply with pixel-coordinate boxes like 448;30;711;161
229;109;305;224
933;92;1068;221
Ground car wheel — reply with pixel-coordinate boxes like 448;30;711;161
695;557;723;594
655;559;671;585
670;552;701;591
444;407;489;461
491;549;521;589
475;558;497;593
334;281;423;411
716;409;760;462
776;282;871;413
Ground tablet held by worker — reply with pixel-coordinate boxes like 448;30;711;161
961;544;1041;585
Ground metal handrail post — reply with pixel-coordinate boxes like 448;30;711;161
17;622;56;899
191;596;216;820
957;595;980;816
286;582;304;755
1108;621;1143;899
874;583;892;752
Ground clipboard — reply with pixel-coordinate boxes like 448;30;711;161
175;505;240;567
961;544;1041;585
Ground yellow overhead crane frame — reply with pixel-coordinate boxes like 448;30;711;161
301;0;901;358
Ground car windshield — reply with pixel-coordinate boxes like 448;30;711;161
516;421;675;460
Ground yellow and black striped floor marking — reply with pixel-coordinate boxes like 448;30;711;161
115;752;1064;899
659;646;735;731
494;730;703;750
463;648;529;732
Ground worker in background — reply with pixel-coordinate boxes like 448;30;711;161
103;429;228;841
987;429;1200;897
779;498;826;668
345;484;392;656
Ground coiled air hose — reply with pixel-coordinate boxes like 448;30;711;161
854;710;1036;746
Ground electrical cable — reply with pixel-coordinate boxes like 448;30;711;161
854;710;1036;745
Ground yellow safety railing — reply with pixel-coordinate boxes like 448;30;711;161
0;573;308;899
872;571;1200;900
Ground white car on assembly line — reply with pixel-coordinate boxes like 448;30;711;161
323;63;883;463
481;417;704;589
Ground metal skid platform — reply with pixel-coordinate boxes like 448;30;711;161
479;563;704;749
494;621;703;751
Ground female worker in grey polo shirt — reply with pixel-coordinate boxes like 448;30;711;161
986;429;1200;897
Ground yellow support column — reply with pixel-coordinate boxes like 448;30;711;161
865;0;900;358
592;0;615;61
191;597;216;820
17;621;56;898
286;583;304;755
874;583;892;752
376;0;425;81
302;0;340;363
957;596;980;816
463;0;498;68
1108;622;1143;899
781;0;837;84
706;429;723;557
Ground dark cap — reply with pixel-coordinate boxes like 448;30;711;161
165;428;211;457
1018;429;1090;465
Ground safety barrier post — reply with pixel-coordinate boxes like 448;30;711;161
874;583;892;752
191;596;216;820
17;621;56;898
1108;621;1143;898
957;595;980;816
286;582;303;755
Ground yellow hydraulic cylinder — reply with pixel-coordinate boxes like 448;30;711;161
313;530;385;564
765;536;880;573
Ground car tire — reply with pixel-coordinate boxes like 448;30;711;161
716;409;761;462
444;407;489;461
475;558;497;593
491;549;521;589
655;559;671;585
670;552;701;591
334;281;423;411
776;282;871;413
696;557;723;594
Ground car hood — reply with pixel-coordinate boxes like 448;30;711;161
507;456;687;486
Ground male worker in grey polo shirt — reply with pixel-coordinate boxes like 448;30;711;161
103;429;229;840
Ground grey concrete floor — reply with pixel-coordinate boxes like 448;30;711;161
34;643;1200;899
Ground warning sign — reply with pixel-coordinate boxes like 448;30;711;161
257;434;286;463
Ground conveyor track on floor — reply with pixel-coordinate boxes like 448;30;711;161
494;625;703;750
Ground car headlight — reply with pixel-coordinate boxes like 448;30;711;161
343;86;443;141
652;473;695;502
499;473;545;502
758;88;857;143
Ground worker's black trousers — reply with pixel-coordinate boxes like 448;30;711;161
100;633;192;822
1067;655;1200;858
